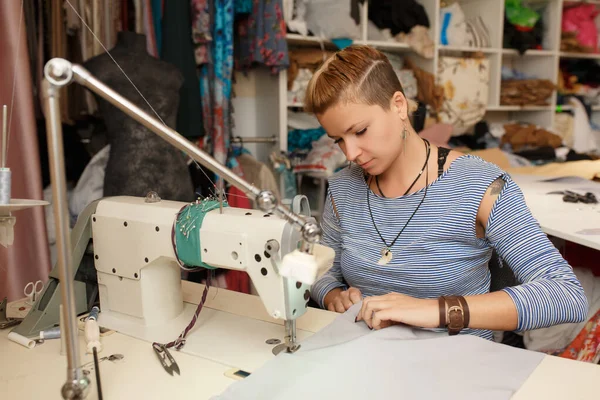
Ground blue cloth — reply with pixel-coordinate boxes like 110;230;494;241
312;156;587;339
235;0;252;14
287;127;326;152
151;0;162;54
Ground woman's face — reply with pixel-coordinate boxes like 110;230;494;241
317;92;408;176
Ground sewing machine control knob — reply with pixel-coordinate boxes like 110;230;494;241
144;191;161;203
257;190;277;212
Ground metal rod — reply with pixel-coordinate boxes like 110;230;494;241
231;136;277;144
1;105;7;169
69;64;316;239
71;65;262;199
43;82;88;398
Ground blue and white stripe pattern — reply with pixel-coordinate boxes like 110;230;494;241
311;155;588;340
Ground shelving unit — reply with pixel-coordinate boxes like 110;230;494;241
241;0;600;196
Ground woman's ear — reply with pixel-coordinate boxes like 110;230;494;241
390;91;408;120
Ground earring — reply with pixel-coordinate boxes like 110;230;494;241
401;126;408;140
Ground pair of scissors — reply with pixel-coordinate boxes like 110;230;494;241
24;280;43;305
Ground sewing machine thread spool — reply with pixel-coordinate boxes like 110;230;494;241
0;168;10;205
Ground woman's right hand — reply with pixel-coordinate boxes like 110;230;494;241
324;287;363;313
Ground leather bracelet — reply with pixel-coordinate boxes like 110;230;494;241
457;295;470;329
443;296;465;336
438;297;446;328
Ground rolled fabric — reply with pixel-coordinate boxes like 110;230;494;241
8;331;36;349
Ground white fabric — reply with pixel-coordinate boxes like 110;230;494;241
214;304;545;400
287;110;321;130
440;3;468;46
69;145;110;220
305;0;361;39
570;97;600;154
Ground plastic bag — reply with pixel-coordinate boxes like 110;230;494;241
505;0;539;28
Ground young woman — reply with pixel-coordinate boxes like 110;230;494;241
306;45;587;339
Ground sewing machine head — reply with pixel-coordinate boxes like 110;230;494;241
91;194;334;350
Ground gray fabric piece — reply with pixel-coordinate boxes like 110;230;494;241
213;304;545;400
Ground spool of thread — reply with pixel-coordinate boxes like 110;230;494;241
0;168;10;205
40;326;61;340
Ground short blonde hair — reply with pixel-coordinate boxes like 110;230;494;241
304;45;418;115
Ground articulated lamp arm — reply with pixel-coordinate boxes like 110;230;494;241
42;57;321;399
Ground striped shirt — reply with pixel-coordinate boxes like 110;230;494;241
311;155;588;340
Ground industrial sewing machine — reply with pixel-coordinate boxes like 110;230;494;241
14;192;333;348
10;57;333;398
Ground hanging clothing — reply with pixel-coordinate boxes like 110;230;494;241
236;153;280;208
235;0;289;73
143;0;159;57
151;0;164;54
191;0;213;66
235;0;253;15
161;0;205;138
199;0;234;165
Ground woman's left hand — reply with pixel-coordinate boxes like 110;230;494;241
356;293;439;330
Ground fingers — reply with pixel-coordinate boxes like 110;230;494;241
335;298;346;313
348;287;362;304
359;299;394;328
371;309;395;330
341;296;353;310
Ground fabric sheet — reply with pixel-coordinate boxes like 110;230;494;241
213;305;545;400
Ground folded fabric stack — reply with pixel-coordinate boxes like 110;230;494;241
500;123;563;151
561;32;595;53
500;79;556;106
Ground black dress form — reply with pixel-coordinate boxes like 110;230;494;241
83;31;194;202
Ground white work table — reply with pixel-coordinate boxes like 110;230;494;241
1;281;599;399
511;174;600;251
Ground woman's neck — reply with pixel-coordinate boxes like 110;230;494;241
376;131;432;196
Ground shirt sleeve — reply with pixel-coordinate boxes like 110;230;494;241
485;175;588;332
311;189;348;309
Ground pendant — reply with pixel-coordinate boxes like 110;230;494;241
377;247;393;265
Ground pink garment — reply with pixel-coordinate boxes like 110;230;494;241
562;4;599;51
0;1;51;300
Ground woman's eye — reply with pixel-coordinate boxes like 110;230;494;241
356;128;367;136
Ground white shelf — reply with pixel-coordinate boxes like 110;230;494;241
487;105;553;112
287;102;304;108
558;104;600;111
285;34;335;48
559;51;600;59
439;45;498;54
502;49;557;57
286;34;413;53
563;0;600;4
355;40;411;52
